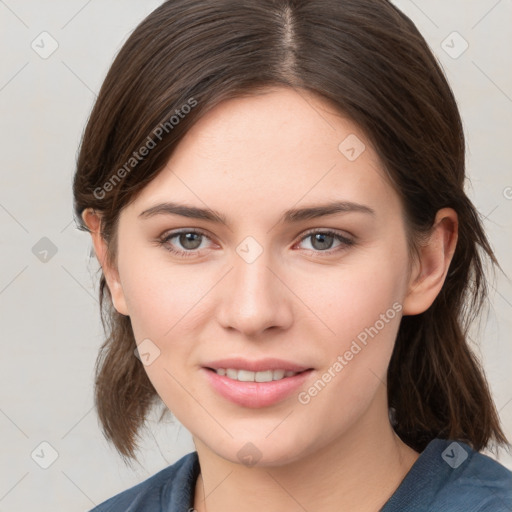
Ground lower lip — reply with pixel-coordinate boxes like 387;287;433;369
202;368;313;408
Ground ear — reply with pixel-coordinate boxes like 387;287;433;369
81;208;129;316
402;208;458;316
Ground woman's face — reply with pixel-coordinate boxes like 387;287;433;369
110;87;414;465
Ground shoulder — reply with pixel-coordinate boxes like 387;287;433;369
382;438;512;512
435;440;512;511
88;451;199;512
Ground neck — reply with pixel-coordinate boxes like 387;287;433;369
192;401;420;512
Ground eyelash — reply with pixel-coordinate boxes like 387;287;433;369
157;228;355;259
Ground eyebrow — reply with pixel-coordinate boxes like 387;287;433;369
138;200;375;225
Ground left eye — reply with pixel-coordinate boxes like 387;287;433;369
158;229;354;258
158;230;210;257
297;230;354;253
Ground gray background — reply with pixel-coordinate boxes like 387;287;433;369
1;1;511;510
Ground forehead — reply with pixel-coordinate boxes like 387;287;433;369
174;86;372;167
125;86;400;224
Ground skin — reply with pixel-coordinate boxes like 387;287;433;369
83;86;458;511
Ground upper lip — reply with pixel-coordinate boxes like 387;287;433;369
203;357;312;373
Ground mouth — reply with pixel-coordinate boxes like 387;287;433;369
201;358;314;408
206;367;307;382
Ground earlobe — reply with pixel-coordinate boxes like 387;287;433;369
81;208;129;316
402;208;458;316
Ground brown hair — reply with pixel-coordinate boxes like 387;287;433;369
73;0;509;461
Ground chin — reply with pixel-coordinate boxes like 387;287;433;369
200;430;314;468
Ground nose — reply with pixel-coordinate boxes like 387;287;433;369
216;248;293;338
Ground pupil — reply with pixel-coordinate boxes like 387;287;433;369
313;233;333;250
181;233;201;249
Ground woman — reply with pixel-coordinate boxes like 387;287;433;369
73;0;512;510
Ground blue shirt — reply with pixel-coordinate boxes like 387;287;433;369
90;438;512;511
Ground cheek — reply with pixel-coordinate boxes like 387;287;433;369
117;245;206;342
292;257;406;432
298;245;409;407
309;251;407;344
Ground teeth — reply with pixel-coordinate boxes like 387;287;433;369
215;368;299;382
273;369;285;380
226;368;238;379
255;370;273;382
